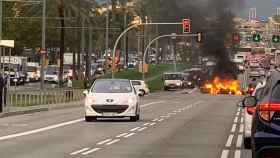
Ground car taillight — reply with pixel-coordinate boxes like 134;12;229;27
246;107;256;115
259;102;280;122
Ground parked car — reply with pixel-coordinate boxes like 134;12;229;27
84;79;140;122
243;81;265;149
131;80;150;96
241;71;280;157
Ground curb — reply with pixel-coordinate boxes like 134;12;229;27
0;101;83;118
0;108;49;118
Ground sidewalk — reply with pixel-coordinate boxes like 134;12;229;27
0;100;83;118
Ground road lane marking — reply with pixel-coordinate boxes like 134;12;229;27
70;148;90;155
220;150;229;158
130;127;141;132
150;123;156;126
239;124;244;133
225;134;234;147
141;101;165;108
168;113;177;115
97;139;113;145
238;108;241;112
231;124;237;133
236;134;243;148
106;139;120;146
234;150;241;158
152;118;159;122
234;117;238;123
0;118;84;141
241;118;244;123
160;115;169;118
138;127;148;132
124;133;136;138
116;133;129;138
143;123;151;126
158;118;164;122
236;111;240;116
81;148;101;155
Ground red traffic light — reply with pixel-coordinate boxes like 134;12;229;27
182;19;190;33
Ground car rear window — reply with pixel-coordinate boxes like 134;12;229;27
92;80;132;93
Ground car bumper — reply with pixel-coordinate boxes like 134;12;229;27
253;132;280;154
85;104;137;117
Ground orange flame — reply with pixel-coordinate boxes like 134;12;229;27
203;77;242;96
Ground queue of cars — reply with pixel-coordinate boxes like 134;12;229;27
239;71;280;157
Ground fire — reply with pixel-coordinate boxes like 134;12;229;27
203;77;242;96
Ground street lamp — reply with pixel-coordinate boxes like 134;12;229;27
171;33;177;72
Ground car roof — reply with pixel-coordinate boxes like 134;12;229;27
96;79;130;82
268;71;280;86
164;72;183;75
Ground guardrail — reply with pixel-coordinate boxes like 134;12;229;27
6;88;84;107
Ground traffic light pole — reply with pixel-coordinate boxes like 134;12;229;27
40;0;46;89
142;33;200;80
111;22;182;78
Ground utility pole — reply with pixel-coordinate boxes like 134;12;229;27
40;0;46;89
123;11;127;67
87;22;93;82
105;0;109;60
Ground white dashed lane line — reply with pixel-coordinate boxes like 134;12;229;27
158;118;164;122
143;123;151;126
124;133;136;138
149;122;156;126
70;147;90;155
105;139;120;146
97;139;113;145
225;134;234;147
220;150;229;158
234;117;238;123
81;148;102;155
116;133;129;138
231;124;237;133
130;127;141;132
236;134;243;148
234;150;241;158
239;124;244;133
137;127;148;132
152;118;159;122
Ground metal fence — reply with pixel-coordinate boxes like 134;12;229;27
1;88;84;113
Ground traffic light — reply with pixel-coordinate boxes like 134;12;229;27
182;18;190;33
252;34;261;42
233;33;241;43
272;35;280;43
197;32;202;43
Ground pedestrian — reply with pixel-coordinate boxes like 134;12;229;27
66;77;73;101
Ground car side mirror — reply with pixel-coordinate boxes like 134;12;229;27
137;91;144;97
242;96;257;107
83;90;89;96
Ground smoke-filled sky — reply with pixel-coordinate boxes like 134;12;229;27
243;0;280;17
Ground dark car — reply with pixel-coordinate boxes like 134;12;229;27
242;71;280;158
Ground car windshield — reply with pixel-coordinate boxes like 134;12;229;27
132;81;141;86
46;67;58;75
164;74;182;80
91;80;132;93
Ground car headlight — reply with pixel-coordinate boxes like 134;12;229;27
128;98;135;104
176;82;181;86
187;82;192;85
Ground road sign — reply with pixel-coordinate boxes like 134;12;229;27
0;40;14;48
182;19;190;33
252;34;261;42
272;35;280;43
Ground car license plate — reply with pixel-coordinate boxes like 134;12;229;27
103;113;116;117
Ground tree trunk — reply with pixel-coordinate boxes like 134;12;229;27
58;0;65;87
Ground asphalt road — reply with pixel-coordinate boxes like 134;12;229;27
0;90;251;158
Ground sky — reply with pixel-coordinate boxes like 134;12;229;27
243;0;280;18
